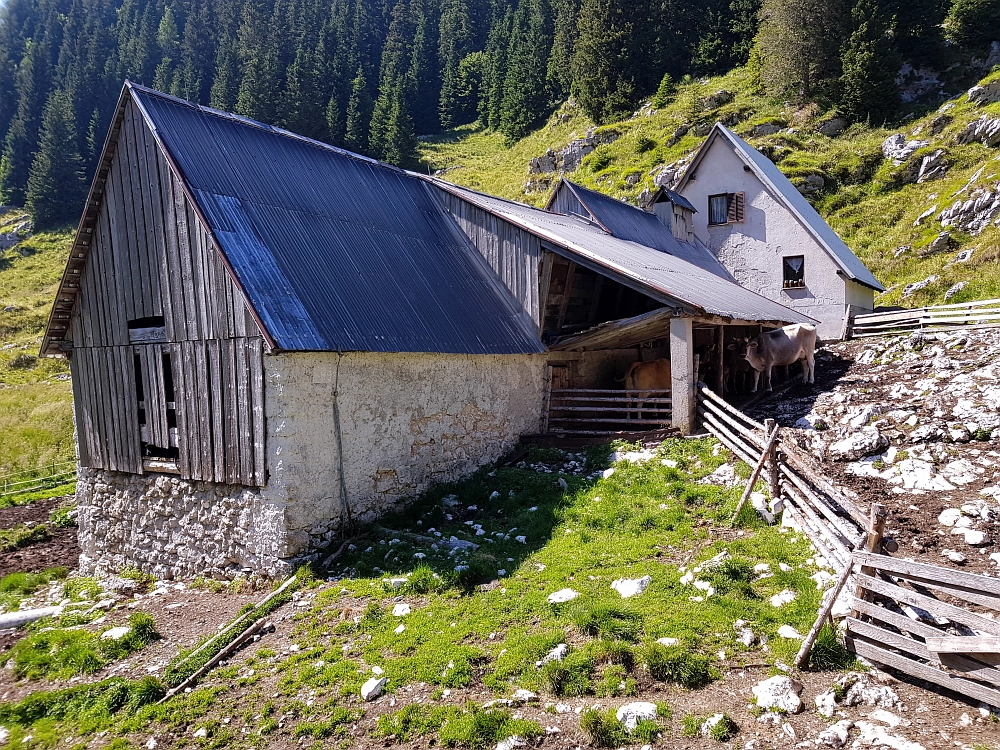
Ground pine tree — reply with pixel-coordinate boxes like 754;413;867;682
756;0;848;99
572;0;647;123
481;1;512;129
839;0;900;124
945;0;1000;51
498;0;552;140
438;0;474;128
345;66;372;153
652;72;675;107
153;5;181;93
0;40;50;207
26;89;86;228
235;0;281;122
546;0;578;101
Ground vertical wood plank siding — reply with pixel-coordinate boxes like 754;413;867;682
440;193;542;327
69;100;266;487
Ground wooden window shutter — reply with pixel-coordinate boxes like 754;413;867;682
727;192;745;223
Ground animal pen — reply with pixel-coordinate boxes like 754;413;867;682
698;389;1000;708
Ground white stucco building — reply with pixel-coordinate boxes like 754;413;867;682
675;124;883;339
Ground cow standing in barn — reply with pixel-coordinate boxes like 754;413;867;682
619;359;671;420
744;324;818;392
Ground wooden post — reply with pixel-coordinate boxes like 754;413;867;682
541;365;552;434
852;502;887;616
841;309;855;341
732;421;780;522
714;324;725;396
764;418;780;501
794;560;855;668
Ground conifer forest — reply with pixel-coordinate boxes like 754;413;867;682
0;0;997;228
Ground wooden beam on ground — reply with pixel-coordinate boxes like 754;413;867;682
733;421;779;521
925;637;1000;654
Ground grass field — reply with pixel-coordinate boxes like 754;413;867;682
419;68;1000;309
0;209;75;476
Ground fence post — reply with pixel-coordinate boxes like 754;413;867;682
851;502;887;617
764;418;780;501
841;309;854;341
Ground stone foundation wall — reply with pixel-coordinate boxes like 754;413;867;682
76;468;291;579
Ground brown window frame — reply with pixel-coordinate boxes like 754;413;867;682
707;192;745;225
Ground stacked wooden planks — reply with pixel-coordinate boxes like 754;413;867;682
546;388;671;435
850;299;1000;338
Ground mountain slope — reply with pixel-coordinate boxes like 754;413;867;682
419;67;1000;307
0;211;74;474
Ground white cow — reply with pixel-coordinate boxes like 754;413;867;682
744;324;818;392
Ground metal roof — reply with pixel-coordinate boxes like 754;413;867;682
678;124;885;292
557;180;731;279
428;180;815;326
651;186;696;213
131;86;544;354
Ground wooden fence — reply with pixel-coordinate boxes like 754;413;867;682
697;385;1000;704
0;461;77;501
848;298;1000;338
545;389;671;436
847;550;1000;707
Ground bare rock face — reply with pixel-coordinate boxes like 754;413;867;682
939;187;1000;234
828;426;888;461
528;150;557;174
944;281;968;301
650;156;691;190
968;78;1000;107
916;149;947;182
816;117;846;136
701;90;734;110
559;128;620;172
955;115;1000;147
751;122;783;136
919;231;952;256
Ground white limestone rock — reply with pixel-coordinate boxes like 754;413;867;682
882;134;928;164
777;625;803;639
611;575;652;598
392;603;411;617
769;589;797;607
817;719;854;748
361;677;387;701
938;508;963;526
546;588;580;604
752;675;804;714
495;737;526;750
537;643;568;666
615;701;658;732
101;626;131;641
829;427;888;461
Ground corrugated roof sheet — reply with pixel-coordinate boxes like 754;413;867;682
131;86;544;354
429;180;815;326
652;187;696;213
683;125;884;292
560;180;731;279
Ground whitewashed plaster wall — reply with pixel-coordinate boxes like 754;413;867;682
680;137;860;340
261;351;546;557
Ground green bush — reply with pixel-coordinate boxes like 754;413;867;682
539;650;593;696
572;602;644;641
643;643;716;688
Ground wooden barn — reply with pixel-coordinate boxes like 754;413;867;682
44;83;814;578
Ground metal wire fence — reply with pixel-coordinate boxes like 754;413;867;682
0;461;77;501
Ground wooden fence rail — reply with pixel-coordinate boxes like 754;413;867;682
0;461;77;500
849;298;1000;338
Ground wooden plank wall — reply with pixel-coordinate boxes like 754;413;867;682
439;193;542;327
68;98;266;487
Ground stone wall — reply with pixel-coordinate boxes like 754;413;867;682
78;351;546;577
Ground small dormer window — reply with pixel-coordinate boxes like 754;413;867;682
783;256;805;289
708;192;744;225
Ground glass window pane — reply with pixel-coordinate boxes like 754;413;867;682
709;195;729;224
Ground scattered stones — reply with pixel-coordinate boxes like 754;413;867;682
192;728;207;739
939;186;1000;234
752;122;783;136
902;275;939;298
537;643;568;667
392;603;411;617
852;721;925;750
816;689;838;719
752;675;803;714
913;205;937;226
546;588;580;604
829;427;889;461
817;719;853;748
655;637;679;647
817;117;847;136
841;673;902;710
361;677;387;701
699;462;739;487
615;701;658;732
611;575;652;598
702;90;734;110
511;689;537;703
922;231;952;255
495;737;526;750
944;281;968;301
916;149;947;182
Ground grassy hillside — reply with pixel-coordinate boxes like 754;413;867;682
419;68;1000;307
0;210;75;475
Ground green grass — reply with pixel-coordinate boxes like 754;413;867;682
0;212;75;475
9;611;160;680
0;439;831;749
0;567;69;611
419;67;1000;310
0;522;51;552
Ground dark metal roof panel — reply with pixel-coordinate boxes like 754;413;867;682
432;181;816;326
133;88;543;354
563;181;730;279
654;187;697;213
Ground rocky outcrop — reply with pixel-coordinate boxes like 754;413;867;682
649;156;692;191
882;134;928;164
559;128;620;172
955;115;1000;147
916;149;947;182
816;117;846;136
902;275;938;297
0;217;32;251
938;187;1000;234
701;90;734;110
967;78;1000;106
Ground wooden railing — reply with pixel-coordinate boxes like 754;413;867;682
545;389;671;436
849;298;1000;338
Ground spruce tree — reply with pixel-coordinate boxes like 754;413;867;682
438;0;474;128
408;0;441;134
0;40;50;207
210;31;240;110
481;1;512;130
179;0;216;103
235;0;281;122
345;66;372;153
756;0;848;99
652;72;675;107
572;0;646;123
945;0;1000;51
153;5;180;93
26;89;86;228
839;0;900;124
498;0;552;140
546;0;578;101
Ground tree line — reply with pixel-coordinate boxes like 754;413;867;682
0;0;996;227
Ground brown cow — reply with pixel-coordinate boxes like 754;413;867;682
620;358;671;419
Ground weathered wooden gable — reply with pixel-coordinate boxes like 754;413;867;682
68;95;266;487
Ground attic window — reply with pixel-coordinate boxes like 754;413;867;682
708;193;745;225
783;256;805;289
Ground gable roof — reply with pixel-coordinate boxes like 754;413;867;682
677;124;884;292
650;186;696;213
45;83;544;356
429;179;816;327
545;179;730;279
